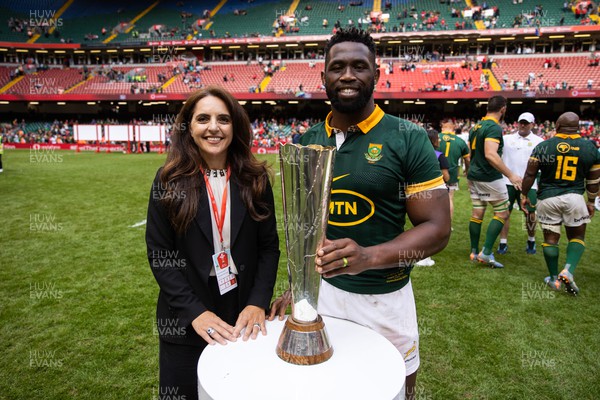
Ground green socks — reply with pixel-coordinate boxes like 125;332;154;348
565;239;586;274
542;240;585;277
542;243;559;278
482;216;505;256
469;218;483;254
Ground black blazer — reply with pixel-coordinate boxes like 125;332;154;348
146;169;280;346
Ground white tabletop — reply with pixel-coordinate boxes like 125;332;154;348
198;316;405;400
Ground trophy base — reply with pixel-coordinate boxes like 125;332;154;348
276;315;333;365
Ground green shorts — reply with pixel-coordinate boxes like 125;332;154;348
507;185;536;213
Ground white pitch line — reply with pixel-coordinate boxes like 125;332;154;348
129;219;147;228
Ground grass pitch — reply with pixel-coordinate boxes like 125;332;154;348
0;149;599;399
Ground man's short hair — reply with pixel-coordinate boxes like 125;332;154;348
487;95;507;113
324;27;376;65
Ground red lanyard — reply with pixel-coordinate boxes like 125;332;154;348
201;167;231;248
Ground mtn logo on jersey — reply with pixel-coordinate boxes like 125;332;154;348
364;143;383;163
328;176;375;226
557;142;580;153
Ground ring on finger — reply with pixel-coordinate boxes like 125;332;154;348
253;323;261;329
207;327;215;335
342;257;349;268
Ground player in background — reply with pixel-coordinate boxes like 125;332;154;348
521;112;600;295
497;112;544;255
416;129;450;267
467;95;522;268
437;119;470;227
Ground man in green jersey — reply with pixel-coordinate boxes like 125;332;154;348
521;112;600;295
467;95;522;268
438;119;470;224
269;28;451;400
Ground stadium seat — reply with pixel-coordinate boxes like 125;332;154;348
267;62;324;93
5;67;83;94
492;55;600;90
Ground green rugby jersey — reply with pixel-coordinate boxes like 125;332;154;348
300;105;444;295
467;116;503;182
438;131;469;184
530;133;600;200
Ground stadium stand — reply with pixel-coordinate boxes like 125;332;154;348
1;0;153;44
492;55;600;90
35;0;151;44
267;61;324;93
207;0;294;38
481;0;581;29
2;0;597;44
164;63;267;93
104;1;222;44
378;0;467;32
4;66;84;94
0;66;14;88
69;65;170;94
293;0;373;35
2;54;600;95
377;60;490;92
1;0;65;42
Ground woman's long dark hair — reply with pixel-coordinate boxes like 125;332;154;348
160;86;272;235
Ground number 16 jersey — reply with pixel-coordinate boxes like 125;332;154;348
530;133;600;200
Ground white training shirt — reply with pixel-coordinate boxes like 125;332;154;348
501;132;544;189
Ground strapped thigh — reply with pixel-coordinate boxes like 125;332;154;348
472;198;487;209
491;199;509;213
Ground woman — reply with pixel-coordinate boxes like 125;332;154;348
146;86;280;399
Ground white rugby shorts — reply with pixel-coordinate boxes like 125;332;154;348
318;279;420;375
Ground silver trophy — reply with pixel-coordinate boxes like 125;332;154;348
276;143;336;365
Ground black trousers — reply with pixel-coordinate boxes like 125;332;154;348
159;340;205;400
158;277;239;400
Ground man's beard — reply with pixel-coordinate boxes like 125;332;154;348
326;80;375;114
